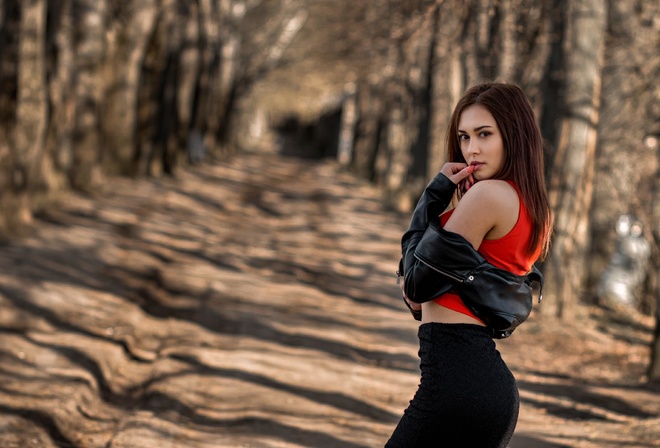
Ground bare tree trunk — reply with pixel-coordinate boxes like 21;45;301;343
461;2;483;87
403;8;435;186
650;137;660;382
156;0;182;176
650;314;660;383
103;0;158;175
352;79;383;180
382;96;412;210
177;0;201;164
209;0;241;156
538;0;567;181
474;0;496;80
43;0;74;192
650;214;660;383
134;0;193;177
193;0;224;158
13;0;47;223
337;81;358;166
70;0;106;190
543;0;607;318
497;0;518;81
0;0;22;234
514;0;553;120
642;0;660;384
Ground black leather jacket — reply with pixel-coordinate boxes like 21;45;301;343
398;173;543;339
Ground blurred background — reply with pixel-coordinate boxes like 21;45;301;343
0;0;659;447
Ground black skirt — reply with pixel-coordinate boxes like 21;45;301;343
385;323;519;448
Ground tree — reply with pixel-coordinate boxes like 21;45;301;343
102;0;159;175
0;0;23;234
542;0;608;318
69;0;106;190
651;161;660;383
12;0;47;227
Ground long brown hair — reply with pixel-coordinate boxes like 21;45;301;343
446;81;552;259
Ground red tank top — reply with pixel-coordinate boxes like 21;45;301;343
433;181;540;321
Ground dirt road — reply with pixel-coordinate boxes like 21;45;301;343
0;153;658;447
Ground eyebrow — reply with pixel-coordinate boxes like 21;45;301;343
457;125;494;133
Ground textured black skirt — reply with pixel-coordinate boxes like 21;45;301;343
385;323;519;448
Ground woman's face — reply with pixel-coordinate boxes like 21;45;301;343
457;104;505;180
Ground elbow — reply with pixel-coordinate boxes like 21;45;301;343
403;262;452;303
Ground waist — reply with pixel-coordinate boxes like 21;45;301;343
421;301;487;327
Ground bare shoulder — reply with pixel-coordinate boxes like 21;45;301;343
445;180;519;246
461;179;518;209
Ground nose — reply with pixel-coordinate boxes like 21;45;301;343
465;138;480;155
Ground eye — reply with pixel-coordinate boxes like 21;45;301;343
479;131;491;138
458;134;469;141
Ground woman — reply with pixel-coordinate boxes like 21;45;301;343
387;81;552;448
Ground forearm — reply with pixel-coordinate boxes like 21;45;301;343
400;173;456;277
399;173;457;302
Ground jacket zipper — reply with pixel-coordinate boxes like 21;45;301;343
414;253;465;283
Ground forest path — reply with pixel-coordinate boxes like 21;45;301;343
0;152;658;448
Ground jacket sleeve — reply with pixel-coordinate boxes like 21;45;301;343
399;173;457;302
